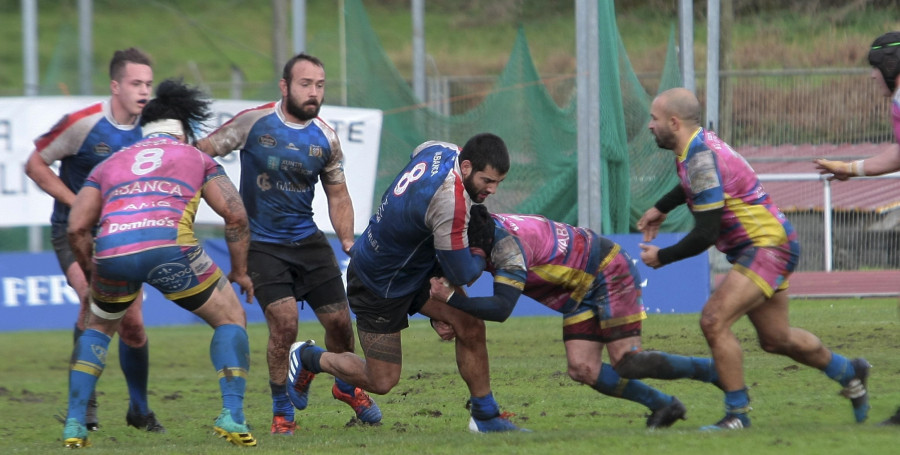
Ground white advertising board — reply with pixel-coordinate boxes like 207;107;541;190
0;97;382;234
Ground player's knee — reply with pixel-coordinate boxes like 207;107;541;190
450;315;485;341
368;381;395;396
757;335;789;354
566;363;595;385
699;311;724;338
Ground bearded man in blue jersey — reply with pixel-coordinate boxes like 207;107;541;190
289;133;527;433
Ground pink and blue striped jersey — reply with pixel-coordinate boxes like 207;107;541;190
202;101;345;244
488;213;616;314
84;136;226;258
675;128;796;258
34;100;143;225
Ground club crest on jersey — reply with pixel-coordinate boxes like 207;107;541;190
258;134;277;148
94;142;112;155
308;145;323;157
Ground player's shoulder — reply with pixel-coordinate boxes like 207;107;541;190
221;102;277;129
411;140;460;159
47;102;105;134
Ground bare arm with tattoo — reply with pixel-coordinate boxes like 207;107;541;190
202;175;254;302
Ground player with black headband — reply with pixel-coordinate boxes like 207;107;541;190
62;79;256;448
816;31;900;426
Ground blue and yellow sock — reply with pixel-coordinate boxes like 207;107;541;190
210;324;249;423
68;329;111;425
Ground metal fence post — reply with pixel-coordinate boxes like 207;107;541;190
823;177;832;271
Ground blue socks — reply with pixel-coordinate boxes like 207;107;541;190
119;338;150;415
823;353;856;386
300;343;325;374
210;324;250;423
270;381;294;419
469;391;500;420
592;363;670;410
68;329;111;425
335;377;356;395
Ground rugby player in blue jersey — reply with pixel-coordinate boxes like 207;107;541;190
26;48;163;434
289;134;527;432
198;53;379;433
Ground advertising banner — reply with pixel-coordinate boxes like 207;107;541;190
0;233;708;332
0;97;382;234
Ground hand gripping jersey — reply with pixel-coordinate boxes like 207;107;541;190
84;136;226;258
33;100;142;225
202;101;345;244
351;141;472;298
676;128;797;259
488;213;620;314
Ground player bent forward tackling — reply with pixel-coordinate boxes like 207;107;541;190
429;205;724;429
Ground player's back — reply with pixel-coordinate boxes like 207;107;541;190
491;213;606;312
686;130;794;254
88;137;222;258
352;141;466;298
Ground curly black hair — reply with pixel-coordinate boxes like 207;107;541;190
140;78;212;143
467;203;495;256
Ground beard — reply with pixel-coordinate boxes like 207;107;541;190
285;90;322;122
463;173;486;203
653;128;677;150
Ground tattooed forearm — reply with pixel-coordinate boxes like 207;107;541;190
213;177;249;243
224;224;249;243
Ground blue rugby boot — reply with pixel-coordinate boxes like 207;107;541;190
840;358;871;423
287;340;317;410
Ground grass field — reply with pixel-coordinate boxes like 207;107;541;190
1;297;898;454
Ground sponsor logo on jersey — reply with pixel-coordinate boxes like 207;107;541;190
106;217;175;233
257;173;272;191
286;142;300;150
276;180;309;192
110;180;185;197
258;134;277;148
267;156;281;170
147;262;193;293
309;145;323;158
280;159;304;172
94;142;112;155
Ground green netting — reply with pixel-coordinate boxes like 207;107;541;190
344;0;691;233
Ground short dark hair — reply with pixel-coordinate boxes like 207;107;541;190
459;133;510;174
869;31;900;93
140;79;212;144
109;47;152;81
281;53;325;84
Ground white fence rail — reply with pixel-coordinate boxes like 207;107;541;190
707;172;900;274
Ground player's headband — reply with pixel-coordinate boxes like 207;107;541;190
143;119;185;139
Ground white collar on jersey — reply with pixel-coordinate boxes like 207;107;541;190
143;119;185;139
